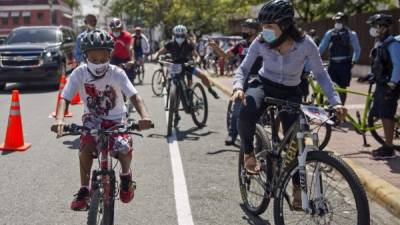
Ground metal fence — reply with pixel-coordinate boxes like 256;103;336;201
300;8;400;65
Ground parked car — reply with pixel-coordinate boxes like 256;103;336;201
0;26;77;90
0;36;7;45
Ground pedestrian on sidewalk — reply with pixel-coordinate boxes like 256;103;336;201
209;18;262;145
367;14;400;160
232;0;347;209
319;12;361;105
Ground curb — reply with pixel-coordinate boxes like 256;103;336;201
205;72;400;218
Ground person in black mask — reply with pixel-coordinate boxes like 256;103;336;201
209;18;263;145
319;12;361;105
367;14;400;160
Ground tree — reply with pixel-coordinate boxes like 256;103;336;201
64;0;81;10
293;0;395;23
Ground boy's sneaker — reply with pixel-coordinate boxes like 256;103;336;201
120;174;136;203
70;187;90;211
208;87;219;99
372;146;396;160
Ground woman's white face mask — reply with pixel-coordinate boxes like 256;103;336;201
334;23;343;30
87;60;109;77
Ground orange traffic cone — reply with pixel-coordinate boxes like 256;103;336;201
70;92;82;105
0;90;31;151
51;74;72;118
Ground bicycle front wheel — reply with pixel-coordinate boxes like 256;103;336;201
368;112;400;150
238;124;272;215
151;69;166;96
190;83;208;128
273;151;370;225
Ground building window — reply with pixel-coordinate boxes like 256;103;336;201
11;11;19;25
52;12;57;25
0;12;8;25
37;12;44;24
22;12;30;25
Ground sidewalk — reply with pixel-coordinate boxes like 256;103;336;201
206;73;400;218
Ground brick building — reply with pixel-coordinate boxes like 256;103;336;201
0;0;73;37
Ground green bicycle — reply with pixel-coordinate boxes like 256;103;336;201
308;73;400;149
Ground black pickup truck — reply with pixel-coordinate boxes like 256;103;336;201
0;26;77;90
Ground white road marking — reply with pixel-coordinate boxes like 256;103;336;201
163;93;195;225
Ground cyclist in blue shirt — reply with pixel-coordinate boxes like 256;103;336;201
367;14;400;160
319;12;361;105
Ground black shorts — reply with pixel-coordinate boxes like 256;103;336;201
328;60;352;88
371;84;400;119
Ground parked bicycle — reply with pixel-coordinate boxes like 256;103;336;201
160;60;208;136
60;121;153;225
238;97;370;225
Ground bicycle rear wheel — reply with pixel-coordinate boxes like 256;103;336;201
368;112;400;150
273;151;370;225
167;83;177;136
190;83;208;128
238;125;272;215
151;69;166;96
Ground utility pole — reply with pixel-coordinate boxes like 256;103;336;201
48;0;54;25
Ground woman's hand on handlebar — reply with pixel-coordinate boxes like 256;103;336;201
231;89;246;106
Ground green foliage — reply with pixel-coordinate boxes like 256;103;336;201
293;0;396;22
109;0;264;36
108;0;395;35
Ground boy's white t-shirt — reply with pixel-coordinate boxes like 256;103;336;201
61;64;138;120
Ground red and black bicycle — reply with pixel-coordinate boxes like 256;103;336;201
63;121;153;225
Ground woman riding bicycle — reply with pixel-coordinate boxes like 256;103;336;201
231;0;346;207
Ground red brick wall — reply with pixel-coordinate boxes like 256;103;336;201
0;10;72;36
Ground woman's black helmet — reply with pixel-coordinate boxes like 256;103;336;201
80;29;114;53
241;18;261;31
258;0;294;28
367;14;393;27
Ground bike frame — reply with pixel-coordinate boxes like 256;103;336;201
308;77;382;134
165;68;192;114
91;130;116;209
264;105;324;213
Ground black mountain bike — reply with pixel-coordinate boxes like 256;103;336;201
160;60;208;136
60;122;153;225
239;97;370;225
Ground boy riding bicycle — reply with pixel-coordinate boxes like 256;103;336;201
51;29;152;211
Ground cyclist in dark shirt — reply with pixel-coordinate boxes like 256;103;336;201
209;18;262;145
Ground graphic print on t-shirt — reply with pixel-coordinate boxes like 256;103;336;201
84;83;117;116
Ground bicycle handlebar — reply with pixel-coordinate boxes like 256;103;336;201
63;122;154;136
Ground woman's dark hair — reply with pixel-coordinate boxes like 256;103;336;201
287;23;305;42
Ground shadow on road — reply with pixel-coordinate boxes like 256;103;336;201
385;156;400;174
175;126;217;141
1;151;16;156
337;150;372;159
239;204;271;225
207;149;239;155
63;138;80;150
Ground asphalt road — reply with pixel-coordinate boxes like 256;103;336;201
0;63;398;225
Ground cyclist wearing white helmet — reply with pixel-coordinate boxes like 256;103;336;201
154;25;220;99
